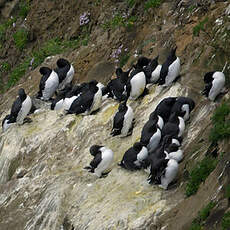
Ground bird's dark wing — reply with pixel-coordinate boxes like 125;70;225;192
140;121;156;145
113;111;125;130
149;158;169;184
39;73;50;92
161;123;178;137
90;153;102;170
55;62;70;83
121;148;141;170
202;83;212;97
67;96;85;114
158;62;169;85
143;65;152;81
10;97;22;119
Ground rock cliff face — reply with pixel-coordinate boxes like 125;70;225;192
0;1;230;229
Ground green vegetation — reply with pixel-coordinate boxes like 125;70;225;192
144;0;162;10
222;212;230;230
189;202;216;230
225;185;230;199
119;53;130;67
198;202;216;221
0;17;16;43
1;62;11;72
187;5;196;12
193;17;208;36
189;222;201;230
185;157;218;197
126;0;136;8
0;62;11;92
7;58;30;88
13;28;28;50
102;13;136;30
19;0;30;19
7;37;80;89
209;101;230;143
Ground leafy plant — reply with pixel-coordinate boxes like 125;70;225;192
189;221;202;230
209;101;230;143
1;62;10;72
185;157;218;197
0;24;6;41
7;58;30;88
198;202;216;221
0;17;16;42
187;5;196;12
19;0;30;19
7;37;80;88
225;185;230;199
144;0;162;10
102;13;136;30
119;53;130;67
222;212;230;230
13;29;28;50
193;17;208;36
189;202;216;230
126;0;136;8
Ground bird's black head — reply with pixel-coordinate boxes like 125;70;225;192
2;114;15;127
166;143;179;153
149;55;159;69
165;97;177;106
56;58;70;68
116;68;123;77
18;88;26;100
149;111;158;121
161;135;175;148
89;80;98;86
168;111;184;122
204;72;215;84
88;80;98;93
137;56;150;68
133;142;144;151
188;98;195;111
90;145;103;156
171;47;177;57
39;67;52;76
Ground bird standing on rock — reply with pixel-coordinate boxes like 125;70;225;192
158;47;180;87
9;88;32;125
84;145;114;178
202;71;225;101
126;57;149;100
144;55;162;84
118;142;148;171
111;100;134;137
37;67;59;101
55;58;75;91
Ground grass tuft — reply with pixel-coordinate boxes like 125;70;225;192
126;0;136;8
189;202;216;230
193;17;208;36
185;157;218;197
7;37;80;89
19;0;30;19
102;13;136;30
119;53;130;67
222;212;230;230
144;0;162;11
13;29;28;50
225;185;230;199
209;101;230;143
